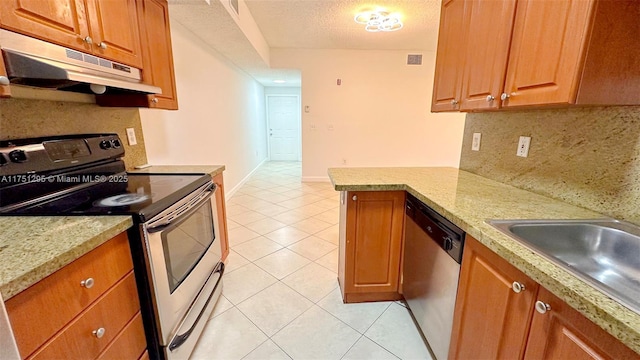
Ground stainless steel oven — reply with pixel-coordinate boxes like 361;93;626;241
142;180;224;360
0;134;226;360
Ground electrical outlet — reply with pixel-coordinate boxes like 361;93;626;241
342;158;347;165
517;136;531;157
472;133;481;151
126;128;137;146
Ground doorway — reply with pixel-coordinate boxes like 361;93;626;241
266;95;301;161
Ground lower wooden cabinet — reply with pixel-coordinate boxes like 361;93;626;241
338;191;405;303
5;232;146;360
450;235;639;360
213;172;230;261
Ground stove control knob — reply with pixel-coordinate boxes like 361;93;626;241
443;237;453;251
99;140;112;150
110;139;121;148
0;153;6;166
9;150;27;163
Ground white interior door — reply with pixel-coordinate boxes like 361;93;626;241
267;95;300;161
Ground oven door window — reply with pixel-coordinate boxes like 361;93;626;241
161;200;216;293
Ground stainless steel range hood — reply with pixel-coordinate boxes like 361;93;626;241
0;29;161;94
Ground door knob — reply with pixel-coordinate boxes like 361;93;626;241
98;42;108;49
450;99;459;106
0;76;9;85
511;281;525;293
501;93;510;101
486;95;495;102
92;327;106;338
352;195;357;201
80;277;95;289
83;36;93;45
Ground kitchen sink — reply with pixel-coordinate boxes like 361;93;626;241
488;219;640;315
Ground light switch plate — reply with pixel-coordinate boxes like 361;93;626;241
472;133;481;151
126;128;137;146
517;136;531;157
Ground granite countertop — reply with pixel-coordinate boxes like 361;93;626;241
130;165;225;177
0;216;132;300
328;167;640;354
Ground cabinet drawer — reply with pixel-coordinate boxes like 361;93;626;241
7;232;133;358
29;272;140;360
97;312;146;360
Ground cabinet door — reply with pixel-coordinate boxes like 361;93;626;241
341;191;405;302
0;55;10;97
213;173;229;261
449;235;539;359
85;0;143;68
137;0;178;109
502;0;594;107
431;0;468;112
0;0;90;51
459;0;516;111
524;287;639;360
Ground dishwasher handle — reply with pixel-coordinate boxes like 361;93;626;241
406;195;465;264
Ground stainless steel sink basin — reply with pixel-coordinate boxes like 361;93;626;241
488;219;640;315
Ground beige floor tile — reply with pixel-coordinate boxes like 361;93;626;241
287;236;337;261
222;263;278;305
290;217;333;235
237;282;313;336
209;294;234;319
191;307;267;360
282;262;339;302
254;249;311;279
271;210;310;225
342;336;399;360
297;203;328;217
243;340;292;360
264;226;311;246
228;210;268;226
227;226;261;247
233;236;283;262
315;248;338;273
224;250;250;273
364;303;432;360
253;203;290;216
318;287;392;333
226;219;241;230
271;306;360;360
226;203;251;216
244;217;287;235
314;224;339;244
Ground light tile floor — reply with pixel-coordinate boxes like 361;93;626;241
191;162;432;360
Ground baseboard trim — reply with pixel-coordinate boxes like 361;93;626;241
301;176;331;183
226;158;268;198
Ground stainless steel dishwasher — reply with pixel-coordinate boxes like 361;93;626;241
403;193;465;360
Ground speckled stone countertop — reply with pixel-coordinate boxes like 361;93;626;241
328;167;640;354
0;216;132;300
130;165;225;177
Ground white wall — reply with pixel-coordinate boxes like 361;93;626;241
264;87;301;96
140;20;268;194
271;49;465;181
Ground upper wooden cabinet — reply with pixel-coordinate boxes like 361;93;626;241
0;0;143;68
432;0;640;112
450;235;639;359
96;0;178;110
338;191;405;303
431;0;468;112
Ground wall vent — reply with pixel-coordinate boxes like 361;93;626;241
407;54;422;65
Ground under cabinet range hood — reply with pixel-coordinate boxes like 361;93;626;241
0;29;161;95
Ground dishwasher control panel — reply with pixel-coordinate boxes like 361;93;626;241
406;193;466;263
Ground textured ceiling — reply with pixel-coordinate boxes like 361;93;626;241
168;0;442;86
245;0;442;51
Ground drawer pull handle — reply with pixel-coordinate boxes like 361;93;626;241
80;278;95;289
92;327;106;338
511;281;525;293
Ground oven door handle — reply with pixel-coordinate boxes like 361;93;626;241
168;261;225;352
146;182;215;233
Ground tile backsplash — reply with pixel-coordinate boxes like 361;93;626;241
459;106;640;224
0;95;147;169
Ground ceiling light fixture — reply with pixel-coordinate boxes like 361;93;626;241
354;10;403;32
